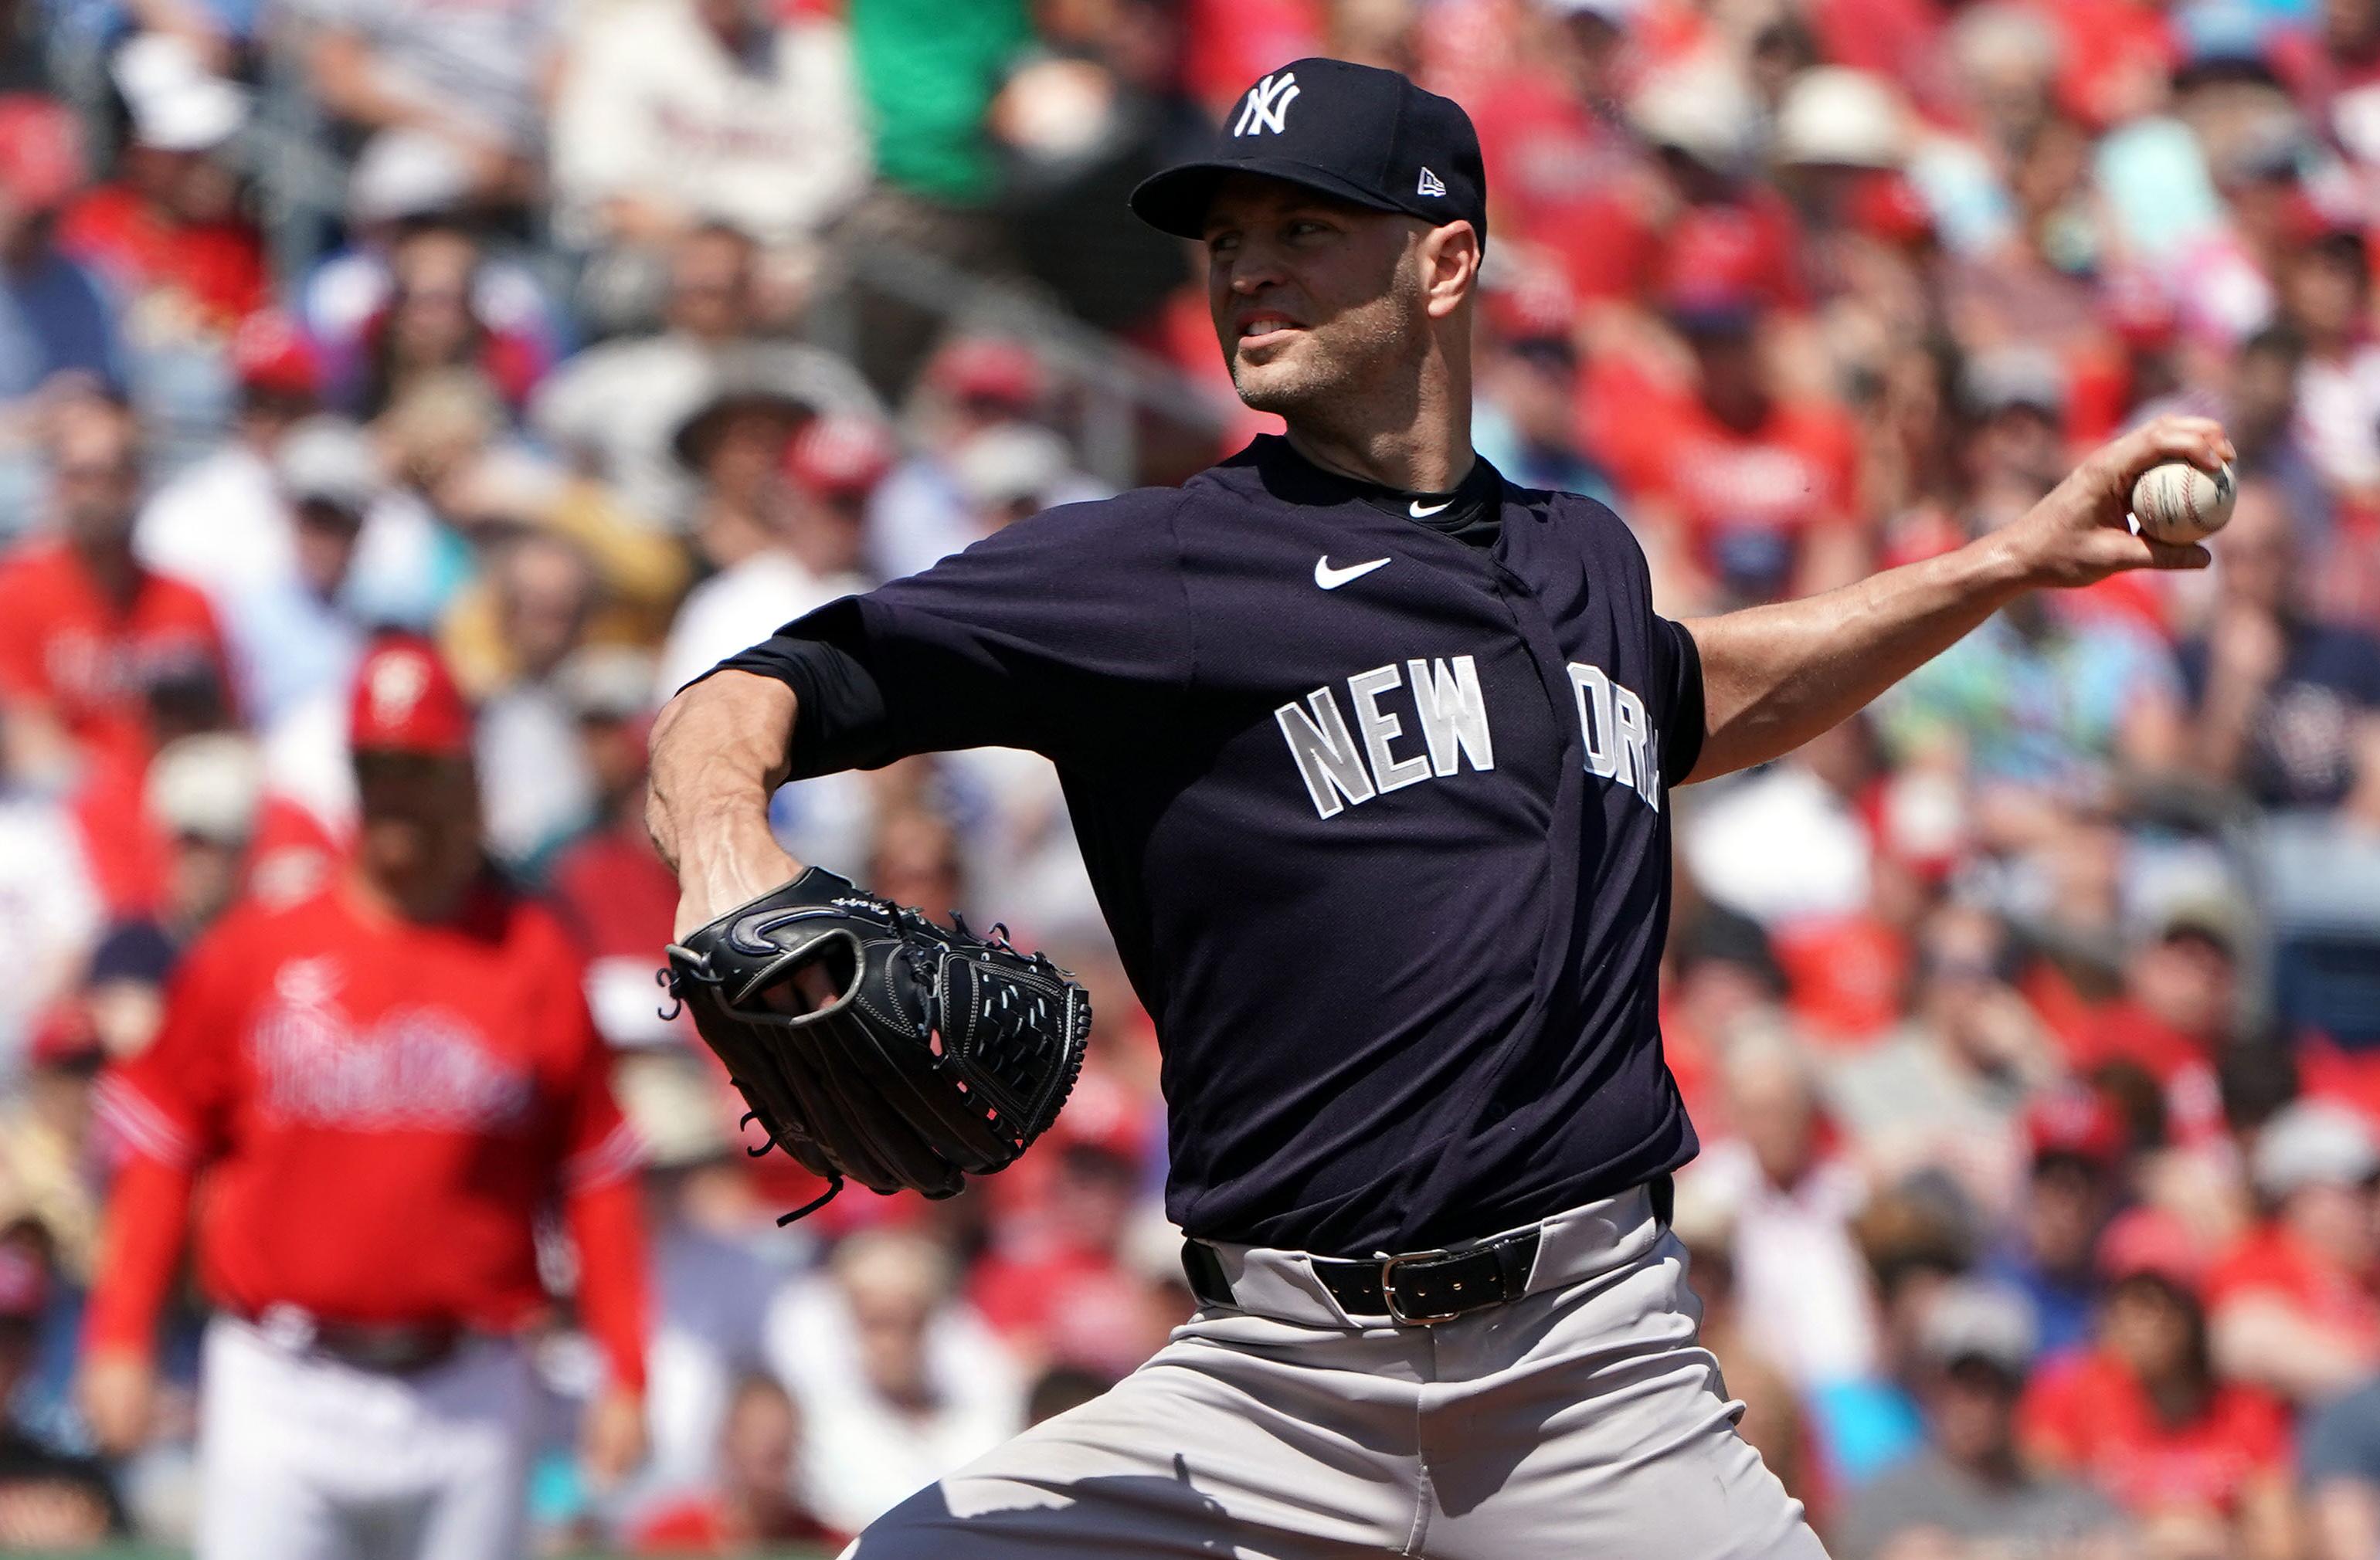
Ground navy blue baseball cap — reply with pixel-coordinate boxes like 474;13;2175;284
1130;58;1487;249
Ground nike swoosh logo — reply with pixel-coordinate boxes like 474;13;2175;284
1314;555;1391;589
1409;498;1453;517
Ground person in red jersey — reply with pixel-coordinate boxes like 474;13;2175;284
1587;221;1860;609
76;635;650;1560
0;397;232;782
2021;1208;2297;1555
2205;1101;2380;1404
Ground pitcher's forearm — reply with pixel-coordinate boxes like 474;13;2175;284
1683;531;2032;782
1679;414;2230;785
646;671;800;883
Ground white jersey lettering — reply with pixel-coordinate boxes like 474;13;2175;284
1275;687;1377;819
1407;656;1496;777
1348;664;1431;794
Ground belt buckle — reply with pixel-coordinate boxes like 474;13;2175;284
1379;1248;1465;1326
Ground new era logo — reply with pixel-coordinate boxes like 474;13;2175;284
1234;72;1300;137
1417;166;1447;197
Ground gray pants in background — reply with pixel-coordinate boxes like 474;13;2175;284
847;1185;1828;1558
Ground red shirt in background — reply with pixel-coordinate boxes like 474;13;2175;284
1177;0;1323;113
1588;365;1860;589
1773;913;1909;1047
2021;1348;2291;1516
0;540;230;775
2069;999;2226;1146
2206;1223;2380;1354
87;877;648;1387
56;185;268;331
628;1497;841;1555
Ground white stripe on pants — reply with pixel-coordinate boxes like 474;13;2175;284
197;1316;535;1560
846;1188;1827;1558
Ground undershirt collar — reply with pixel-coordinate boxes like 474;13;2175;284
1269;439;1508;548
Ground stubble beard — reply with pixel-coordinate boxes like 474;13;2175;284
1227;268;1428;433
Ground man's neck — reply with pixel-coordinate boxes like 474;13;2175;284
1278;348;1475;492
1285;426;1476;493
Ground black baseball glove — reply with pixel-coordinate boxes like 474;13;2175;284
662;867;1092;1222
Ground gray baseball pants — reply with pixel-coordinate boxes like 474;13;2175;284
844;1183;1828;1558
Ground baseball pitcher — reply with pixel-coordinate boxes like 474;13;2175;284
647;58;2232;1559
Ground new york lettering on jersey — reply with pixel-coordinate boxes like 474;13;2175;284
717;437;1704;1255
1275;653;1663;818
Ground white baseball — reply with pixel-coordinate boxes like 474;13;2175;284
2129;460;2236;545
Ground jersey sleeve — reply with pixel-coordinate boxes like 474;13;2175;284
1653;616;1706;788
543;934;650;1392
711;490;1196;775
543;928;641;1195
0;571;49;706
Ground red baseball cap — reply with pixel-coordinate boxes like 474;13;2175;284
229;310;321;399
926;337;1044;410
349;636;473;758
784;413;898;498
1657;206;1777;330
2027;1086;2127;1167
2097;1206;2204;1290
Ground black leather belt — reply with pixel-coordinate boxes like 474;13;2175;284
311;1320;460;1374
1183;1227;1541;1325
1180;1178;1672;1327
246;1308;463;1373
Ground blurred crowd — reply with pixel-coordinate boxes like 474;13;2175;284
1;0;2378;1553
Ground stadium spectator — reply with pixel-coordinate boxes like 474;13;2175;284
299;132;572;396
626;1373;841;1555
56;36;262;336
217;415;379;730
2207;1102;2380;1403
1984;1087;2128;1355
1828;901;2054;1217
0;396;231;787
2180;476;2380;810
654;412;885;700
2304;1376;2380;1560
0;97;114;407
0;1229;122;1546
292;0;555;202
549;0;868;262
2073;900;2245;1145
1835;1279;2124;1560
466;527;603;867
969;1073;1159;1378
2022;1207;2297;1555
1686;1026;1883;1392
135;312;322;612
341;223;547;420
0;710;104;1067
533;222;881;534
766;1228;1024;1536
867;334;1103;578
142;731;261;941
1588;243;1861;609
836;0;1033;385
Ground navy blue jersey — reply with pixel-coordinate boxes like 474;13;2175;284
718;436;1705;1255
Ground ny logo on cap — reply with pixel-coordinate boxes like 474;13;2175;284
1233;71;1300;137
